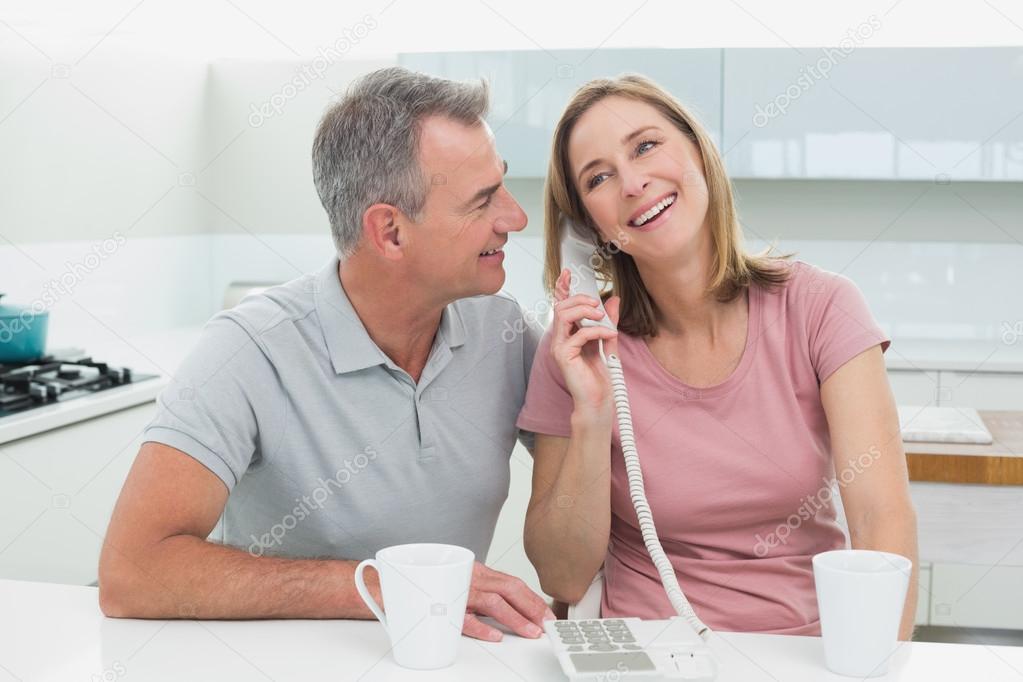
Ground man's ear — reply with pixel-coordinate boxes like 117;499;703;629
362;203;408;261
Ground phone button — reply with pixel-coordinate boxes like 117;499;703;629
588;643;619;652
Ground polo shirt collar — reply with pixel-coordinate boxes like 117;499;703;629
438;295;467;350
314;256;466;376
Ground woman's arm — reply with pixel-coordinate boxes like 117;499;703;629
525;425;614;603
820;344;920;641
524;270;621;603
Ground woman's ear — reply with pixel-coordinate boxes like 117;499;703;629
362;203;405;260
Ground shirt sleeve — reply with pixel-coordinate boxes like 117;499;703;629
516;327;575;438
515;307;545;452
141;313;285;491
801;264;891;385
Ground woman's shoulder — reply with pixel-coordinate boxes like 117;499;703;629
757;259;861;306
763;258;888;359
754;259;880;345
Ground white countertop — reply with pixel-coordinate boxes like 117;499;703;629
2;579;1022;681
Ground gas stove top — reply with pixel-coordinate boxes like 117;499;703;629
0;349;158;419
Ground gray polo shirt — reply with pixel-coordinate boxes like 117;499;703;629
143;255;540;562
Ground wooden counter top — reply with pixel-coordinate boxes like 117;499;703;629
905;410;1023;484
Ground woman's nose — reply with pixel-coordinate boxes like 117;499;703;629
618;164;649;197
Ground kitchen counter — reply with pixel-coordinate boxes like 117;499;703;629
2;579;1022;681
885;337;1023;373
906;410;1023;484
0;376;169;445
0;326;203;445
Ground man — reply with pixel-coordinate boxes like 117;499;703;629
98;67;551;642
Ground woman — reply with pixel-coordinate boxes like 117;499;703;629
517;75;919;638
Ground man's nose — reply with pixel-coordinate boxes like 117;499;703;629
495;189;528;234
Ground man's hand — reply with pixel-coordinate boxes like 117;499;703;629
462;562;555;641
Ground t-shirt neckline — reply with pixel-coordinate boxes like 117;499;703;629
629;283;762;400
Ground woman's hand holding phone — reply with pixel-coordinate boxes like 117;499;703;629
550;268;620;421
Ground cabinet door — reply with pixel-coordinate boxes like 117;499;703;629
930;563;1023;629
911;482;1023;629
400;49;722;178
939;371;1023;410
723;47;1023;180
0;404;154;585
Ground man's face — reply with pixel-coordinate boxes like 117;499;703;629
404;116;527;300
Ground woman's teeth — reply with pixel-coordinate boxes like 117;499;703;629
479;248;502;256
630;193;676;227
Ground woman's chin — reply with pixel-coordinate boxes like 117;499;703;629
625;219;703;264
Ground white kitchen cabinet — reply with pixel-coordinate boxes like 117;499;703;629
722;47;1023;181
910;482;1023;567
887;369;941;406
399;49;722;178
487;442;543;598
916;563;932;626
404;47;1023;181
401;47;1023;180
910;482;1023;630
930;563;1023;629
0;403;155;585
938;371;1023;410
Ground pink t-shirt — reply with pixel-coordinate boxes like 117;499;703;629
516;261;890;635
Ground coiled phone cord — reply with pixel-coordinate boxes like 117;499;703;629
602;341;712;641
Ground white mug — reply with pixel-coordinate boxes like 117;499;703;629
355;543;475;670
813;549;912;677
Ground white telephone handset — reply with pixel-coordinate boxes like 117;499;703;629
559;218;615;331
545;217;717;681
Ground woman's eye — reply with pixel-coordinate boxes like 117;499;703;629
637;140;658;155
587;173;608;190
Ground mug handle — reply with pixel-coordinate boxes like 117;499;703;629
355;559;388;632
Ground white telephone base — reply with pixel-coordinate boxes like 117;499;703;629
545;616;717;680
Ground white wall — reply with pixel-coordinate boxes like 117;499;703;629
0;47;208;244
6;0;1022;60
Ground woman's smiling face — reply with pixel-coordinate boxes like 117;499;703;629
567;96;710;264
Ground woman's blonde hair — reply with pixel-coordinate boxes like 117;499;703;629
543;74;791;337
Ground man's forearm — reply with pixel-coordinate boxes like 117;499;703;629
100;533;379;619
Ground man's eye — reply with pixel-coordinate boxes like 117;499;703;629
478;195;494;210
637;140;658;155
587;173;608;190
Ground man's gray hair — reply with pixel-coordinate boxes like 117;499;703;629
311;66;489;258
